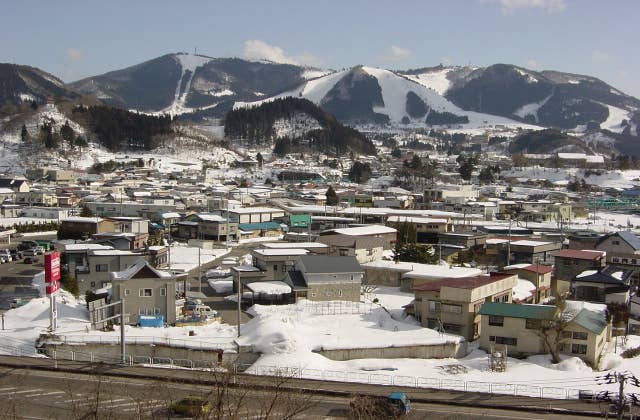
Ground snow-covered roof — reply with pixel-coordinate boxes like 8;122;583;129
246;281;291;295
261;242;328;249
253;249;308;257
512;278;536;302
510;240;552;247
111;259;172;280
325;225;397;236
160;212;181;218
229;206;283;214
62;216;105;223
386;215;449;224
64;244;114;252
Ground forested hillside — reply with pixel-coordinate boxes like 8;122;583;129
224;97;376;155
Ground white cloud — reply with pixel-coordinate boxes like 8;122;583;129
526;59;540;69
242;40;321;67
65;47;83;63
381;46;410;62
483;0;567;14
591;50;610;63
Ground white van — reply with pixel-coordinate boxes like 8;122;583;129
193;305;218;318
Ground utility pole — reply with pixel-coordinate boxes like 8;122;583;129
237;270;241;338
597;371;640;420
120;299;126;365
506;217;512;267
198;247;202;294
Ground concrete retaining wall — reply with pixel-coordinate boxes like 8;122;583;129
43;342;260;366
316;340;466;361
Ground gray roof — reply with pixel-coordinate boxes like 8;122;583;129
618;231;640;250
299;255;363;274
286;270;308;290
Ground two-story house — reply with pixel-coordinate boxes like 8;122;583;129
111;260;181;325
502;263;553;303
318;225;397;264
571;269;630;305
478;302;610;366
411;273;518;341
283;255;363;302
595;231;640;285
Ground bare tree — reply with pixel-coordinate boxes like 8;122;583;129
536;294;576;364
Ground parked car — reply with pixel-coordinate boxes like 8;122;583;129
169;396;210;416
0;256;8;264
33;246;45;255
0;249;12;261
23;257;37;264
22;249;38;257
10;250;23;260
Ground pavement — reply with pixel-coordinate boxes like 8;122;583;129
186;243;257;325
0;355;608;419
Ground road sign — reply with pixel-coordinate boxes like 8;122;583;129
45;252;61;296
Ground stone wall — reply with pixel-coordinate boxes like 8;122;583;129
315;340;466;361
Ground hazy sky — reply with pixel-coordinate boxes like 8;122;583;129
2;0;639;97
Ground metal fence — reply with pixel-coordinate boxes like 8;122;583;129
233;363;587;400
0;342;596;402
274;301;376;316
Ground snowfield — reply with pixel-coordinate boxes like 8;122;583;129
403;68;453;96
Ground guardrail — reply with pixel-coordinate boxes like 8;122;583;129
233;363;592;400
0;341;601;402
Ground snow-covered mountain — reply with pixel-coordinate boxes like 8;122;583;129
0;63;77;106
235;65;538;129
70;53;324;117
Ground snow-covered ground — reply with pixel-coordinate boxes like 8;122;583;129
168;244;230;273
4;285;640;398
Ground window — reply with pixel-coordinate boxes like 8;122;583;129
501;295;509;303
525;319;541;329
489;316;504;326
310;292;317;298
428;301;441;313
443;323;462;334
612;257;619;263
489;335;495;342
74;257;83;265
612;240;620;245
124;289;130;296
441;304;462;314
139;288;153;297
623;259;629;264
572;344;587;354
160;288;166;296
273;265;278;272
561;330;573;339
572;331;588;340
95;264;108;272
339;249;348;256
495;336;517;346
338;290;343;297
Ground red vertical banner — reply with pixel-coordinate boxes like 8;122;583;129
45;251;61;296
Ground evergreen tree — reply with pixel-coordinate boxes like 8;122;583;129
80;205;93;217
60;120;75;144
348;161;372;183
256;152;264;168
325;185;339;206
74;135;88;148
20;124;28;142
457;155;476;181
60;272;79;297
